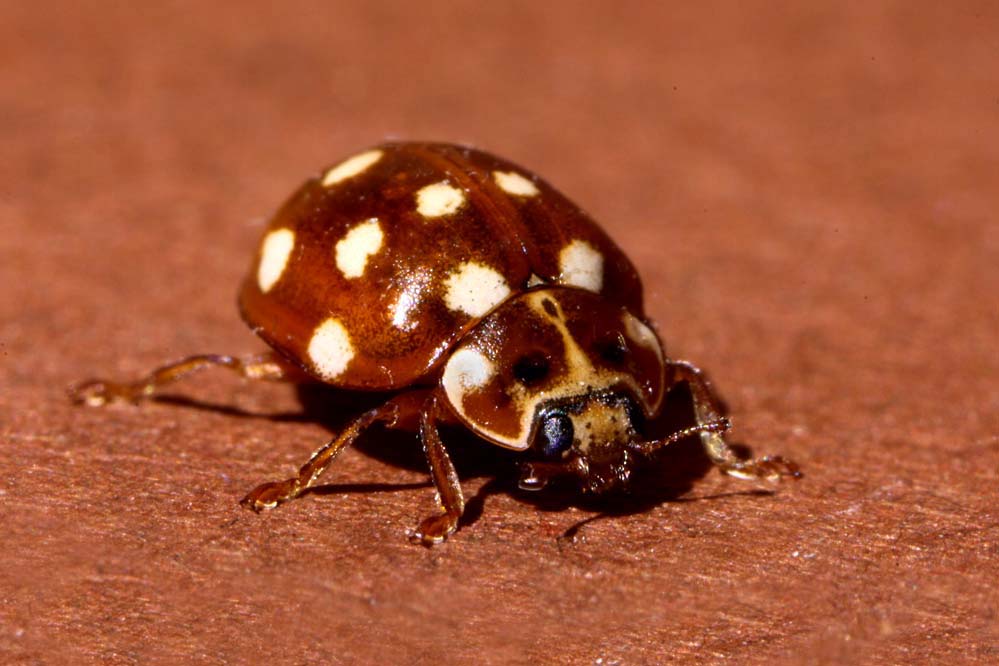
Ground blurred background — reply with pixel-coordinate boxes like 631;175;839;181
1;2;996;663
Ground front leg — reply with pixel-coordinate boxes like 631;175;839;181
409;393;465;546
669;360;801;481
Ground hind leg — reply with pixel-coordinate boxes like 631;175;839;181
70;352;310;406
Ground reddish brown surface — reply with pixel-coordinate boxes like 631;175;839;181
2;3;997;664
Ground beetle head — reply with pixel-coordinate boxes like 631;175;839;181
440;287;667;493
522;389;650;493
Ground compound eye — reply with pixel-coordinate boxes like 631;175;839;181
538;411;574;458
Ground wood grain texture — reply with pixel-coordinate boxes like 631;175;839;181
1;2;996;664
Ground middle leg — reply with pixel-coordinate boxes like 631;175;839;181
241;389;429;511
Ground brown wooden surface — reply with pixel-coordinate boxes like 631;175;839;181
2;2;997;664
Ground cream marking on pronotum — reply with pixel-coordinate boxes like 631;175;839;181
307;317;356;380
321;150;383;187
416;182;466;218
493;171;540;197
443;262;511;318
256;228;295;293
335;218;384;278
622;312;665;363
442;292;664;450
559;239;604;292
441;347;496;408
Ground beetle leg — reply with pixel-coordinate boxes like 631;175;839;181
409;393;465;546
241;390;429;511
625;418;732;456
70;352;311;406
669;360;801;481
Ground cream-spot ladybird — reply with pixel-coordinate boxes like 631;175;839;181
71;142;800;545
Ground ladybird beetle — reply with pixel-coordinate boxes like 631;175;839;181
72;142;800;545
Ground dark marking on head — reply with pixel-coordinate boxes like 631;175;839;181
513;352;550;386
542;298;558;318
597;333;628;365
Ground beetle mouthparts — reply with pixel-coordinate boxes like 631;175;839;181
518;457;588;491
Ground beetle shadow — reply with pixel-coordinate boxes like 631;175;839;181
153;381;765;532
291;382;765;533
553;487;777;543
150;394;314;422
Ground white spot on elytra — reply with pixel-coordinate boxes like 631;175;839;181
335;218;383;278
307;318;355;380
256;228;295;293
442;347;496;405
416;181;465;217
321;149;383;187
493;171;539;197
559;239;604;292
443;262;511;317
